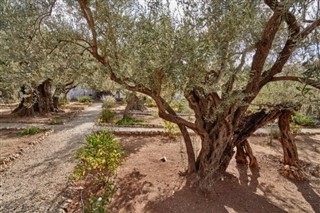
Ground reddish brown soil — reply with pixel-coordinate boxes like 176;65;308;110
0;102;89;124
69;134;320;213
0;129;49;169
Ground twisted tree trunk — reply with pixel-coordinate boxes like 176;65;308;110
13;79;56;116
123;93;147;118
278;110;299;166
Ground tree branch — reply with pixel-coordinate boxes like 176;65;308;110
245;9;282;93
260;18;320;88
270;76;320;90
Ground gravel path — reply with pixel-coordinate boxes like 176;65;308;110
0;103;102;213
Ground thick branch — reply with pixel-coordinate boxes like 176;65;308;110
245;11;282;93
260;18;320;88
270;76;320;90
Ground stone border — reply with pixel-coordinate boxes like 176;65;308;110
97;122;163;128
0;128;54;172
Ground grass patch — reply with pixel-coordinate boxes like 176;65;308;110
18;126;43;136
116;117;145;125
99;109;115;123
48;118;64;125
293;113;317;127
78;96;93;104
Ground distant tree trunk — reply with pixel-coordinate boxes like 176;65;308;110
235;140;258;167
12;86;35;116
13;79;56;116
35;79;54;114
123;93;147;118
278;110;300;166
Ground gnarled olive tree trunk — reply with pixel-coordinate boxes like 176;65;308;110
13;79;57;116
278;110;299;166
123;93;147;118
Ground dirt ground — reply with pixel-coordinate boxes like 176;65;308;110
1;102;319;212
0;129;50;170
105;134;320;213
0;102;89;124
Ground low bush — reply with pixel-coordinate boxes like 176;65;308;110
18;126;42;136
163;120;179;138
116;117;145;125
58;97;69;106
293;113;317;127
145;97;156;107
48;119;63;125
78;96;93;103
101;95;116;108
99;109;115;123
169;99;191;113
74;130;124;212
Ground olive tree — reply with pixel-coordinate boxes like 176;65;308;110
53;0;320;184
4;0;319;184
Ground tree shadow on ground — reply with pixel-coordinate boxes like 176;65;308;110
119;136;152;156
144;165;285;213
109;169;153;212
290;179;320;213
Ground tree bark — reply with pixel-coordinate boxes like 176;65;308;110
278;110;300;166
195;126;235;182
235;140;258;167
13;79;55;117
178;125;196;173
12;86;35;116
123;93;147;118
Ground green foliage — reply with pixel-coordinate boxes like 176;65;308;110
78;96;93;103
290;122;302;135
102;95;116;108
85;194;116;213
58;97;69;106
18;126;42;136
145;97;156;107
163;120;179;138
74;130;123;212
293;113;317;127
169;99;189;113
116;117;145;125
74;130;123;179
48;119;63;125
99;109;115;123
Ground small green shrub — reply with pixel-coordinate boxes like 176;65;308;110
169;99;190;113
163;120;179;138
116;117;145;125
48;119;63;125
293;113;317;127
18;126;42;136
102;95;116;108
74;130;123;180
58;97;69;106
290;122;302;135
74;130;124;212
78;96;93;103
99;109;115;123
145;97;156;107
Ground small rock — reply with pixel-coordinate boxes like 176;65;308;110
160;156;167;162
57;208;67;213
284;165;290;170
310;176;317;181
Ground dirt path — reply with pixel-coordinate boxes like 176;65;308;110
0;103;102;213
